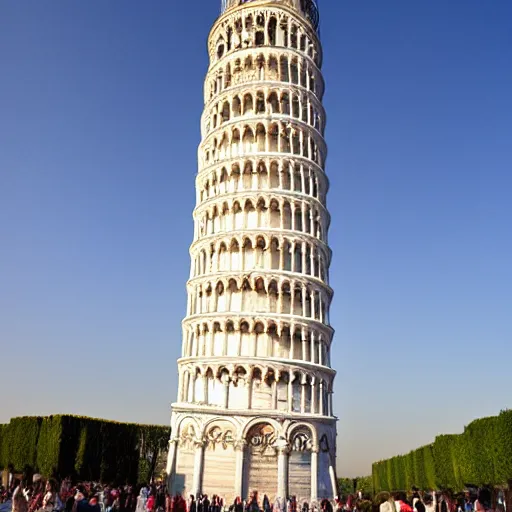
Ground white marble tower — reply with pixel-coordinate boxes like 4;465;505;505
166;0;337;503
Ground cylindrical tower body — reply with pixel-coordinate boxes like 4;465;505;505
167;0;337;503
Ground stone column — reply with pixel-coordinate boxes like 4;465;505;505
234;440;245;498
246;376;253;409
276;441;289;500
319;380;324;415
192;440;205;497
300;378;306;413
288;377;294;412
272;379;278;409
191;373;197;403
203;374;209;404
311;448;319;502
311;378;317;414
222;375;230;409
166;438;178;491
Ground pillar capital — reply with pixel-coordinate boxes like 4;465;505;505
233;439;247;451
193;439;206;449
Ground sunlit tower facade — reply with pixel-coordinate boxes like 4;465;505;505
166;0;337;502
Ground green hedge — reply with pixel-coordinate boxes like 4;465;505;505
0;415;170;484
337;476;373;496
372;409;512;493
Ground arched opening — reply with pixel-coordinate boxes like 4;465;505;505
216;37;225;59
292;130;300;155
268;91;279;114
245;200;257;229
280;125;290;153
269;199;280;229
221;101;229;123
288;426;313;501
269;123;279;152
243;127;255;153
279;19;289;47
243;93;254;115
268;17;277;46
280;55;289;82
242;161;252;189
268;55;279;80
254;321;267;357
226;320;237;356
270;237;280;269
232;95;241;117
282;162;291;189
243;423;278;499
292;95;300;118
231;128;241;157
281;92;290;115
256;91;265;114
243;237;254;271
269;161;279;188
290;24;298;49
255;30;264;46
258;160;268;189
282;281;291;314
256;123;266;152
291;373;301;412
300;34;307;52
291;58;299;84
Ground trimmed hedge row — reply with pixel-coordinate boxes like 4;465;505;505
0;415;170;484
372;410;512;493
338;476;373;496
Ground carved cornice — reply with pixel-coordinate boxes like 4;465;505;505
193;188;329;219
186;269;333;296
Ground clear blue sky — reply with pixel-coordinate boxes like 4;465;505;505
1;0;511;477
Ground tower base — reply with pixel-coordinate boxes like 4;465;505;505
166;406;338;503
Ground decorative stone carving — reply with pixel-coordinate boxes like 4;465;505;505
291;429;312;452
179;424;198;449
206;426;235;450
247;423;277;455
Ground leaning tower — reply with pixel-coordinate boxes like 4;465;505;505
166;0;337;503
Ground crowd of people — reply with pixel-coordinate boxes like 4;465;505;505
343;487;507;512
0;475;508;512
0;480;333;512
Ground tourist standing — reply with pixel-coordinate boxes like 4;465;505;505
12;480;29;512
263;496;271;512
232;497;244;512
475;489;493;512
28;477;44;512
147;493;156;512
320;499;333;512
395;493;412;512
424;495;436;512
170;493;186;512
288;497;298;512
189;495;197;512
136;489;146;512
